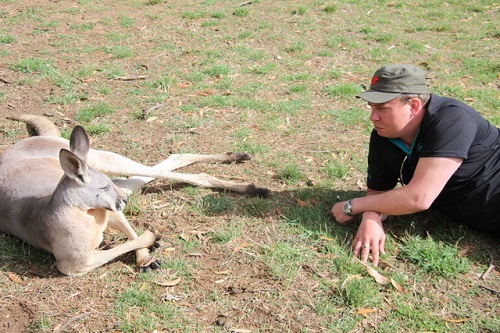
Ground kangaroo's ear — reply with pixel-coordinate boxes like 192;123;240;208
69;125;90;161
60;149;89;184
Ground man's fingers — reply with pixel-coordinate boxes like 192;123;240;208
371;243;380;266
353;241;381;266
379;237;386;255
360;243;370;263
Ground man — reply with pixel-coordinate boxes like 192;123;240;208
331;64;499;266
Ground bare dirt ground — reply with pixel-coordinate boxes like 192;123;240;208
0;1;499;332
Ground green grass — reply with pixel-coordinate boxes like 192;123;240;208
339;275;382;307
197;195;234;215
75;102;115;122
11;57;56;75
0;34;15;43
322;161;349;179
208;222;243;244
28;314;51;332
84;122;111;135
104;45;134;58
276;163;305;185
262;241;306;283
399;235;470;277
233;7;248;17
202;64;230;77
113;281;181;332
322;83;363;100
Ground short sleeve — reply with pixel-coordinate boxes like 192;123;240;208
420;106;477;159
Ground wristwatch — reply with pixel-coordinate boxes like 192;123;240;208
342;200;354;217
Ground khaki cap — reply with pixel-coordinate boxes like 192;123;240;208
357;64;429;103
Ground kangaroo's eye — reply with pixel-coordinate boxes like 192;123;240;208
100;185;110;190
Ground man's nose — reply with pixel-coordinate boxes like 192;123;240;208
369;110;379;121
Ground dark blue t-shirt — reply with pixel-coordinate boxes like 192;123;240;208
367;94;499;232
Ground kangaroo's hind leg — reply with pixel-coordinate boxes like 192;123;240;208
90;150;269;196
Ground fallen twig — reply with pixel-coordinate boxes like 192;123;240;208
53;312;89;333
145;103;168;113
141;103;168;119
480;264;495;280
479;285;499;294
171;129;200;135
113;75;147;81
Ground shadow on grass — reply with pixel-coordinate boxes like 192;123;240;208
1;183;497;278
0;234;58;278
280;187;498;269
193;185;499;271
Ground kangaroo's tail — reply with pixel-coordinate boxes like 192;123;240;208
8;114;61;137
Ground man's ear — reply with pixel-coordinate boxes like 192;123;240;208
409;97;424;115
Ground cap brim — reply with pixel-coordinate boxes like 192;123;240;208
356;90;401;104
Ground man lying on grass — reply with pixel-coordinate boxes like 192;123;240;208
331;64;499;266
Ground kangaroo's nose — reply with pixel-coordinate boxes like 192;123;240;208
116;197;127;211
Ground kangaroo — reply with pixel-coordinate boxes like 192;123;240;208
0;114;269;276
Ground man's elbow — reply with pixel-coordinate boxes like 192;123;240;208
411;195;435;211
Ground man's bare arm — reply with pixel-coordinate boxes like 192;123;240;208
350;156;463;216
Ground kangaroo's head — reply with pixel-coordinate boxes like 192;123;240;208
58;125;127;212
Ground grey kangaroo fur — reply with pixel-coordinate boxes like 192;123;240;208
0;114;269;276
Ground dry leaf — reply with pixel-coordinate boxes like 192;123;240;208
443;317;470;323
196;89;216;96
120;264;136;275
297;199;309;207
214;270;230;275
356;178;366;189
155;277;181;287
458;246;470;256
176;82;192;88
318;235;333;241
357;308;376;316
233;242;250;254
390;278;404;292
364;264;390;285
139;282;148;292
7;271;23;284
230;329;252;333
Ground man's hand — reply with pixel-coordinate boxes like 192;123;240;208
352;214;386;266
331;201;354;225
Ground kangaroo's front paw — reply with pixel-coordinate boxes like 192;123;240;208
230;153;252;163
139;256;162;273
149;235;161;252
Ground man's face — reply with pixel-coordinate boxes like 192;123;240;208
367;98;413;139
